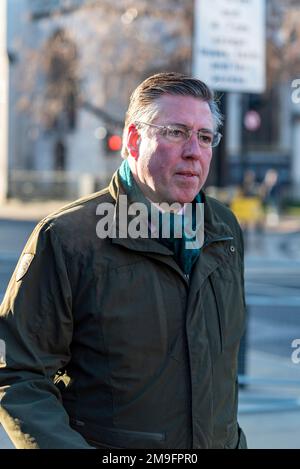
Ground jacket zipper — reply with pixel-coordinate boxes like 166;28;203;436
182;234;235;445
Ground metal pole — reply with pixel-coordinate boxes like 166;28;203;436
216;93;227;188
0;0;8;203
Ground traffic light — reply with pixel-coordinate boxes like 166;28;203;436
94;126;122;156
106;131;122;154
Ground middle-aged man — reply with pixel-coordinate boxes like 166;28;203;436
0;72;247;449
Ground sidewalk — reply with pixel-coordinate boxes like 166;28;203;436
240;215;300;448
0;199;72;222
238;349;300;449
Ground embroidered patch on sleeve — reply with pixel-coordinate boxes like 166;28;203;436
0;339;6;368
16;253;35;282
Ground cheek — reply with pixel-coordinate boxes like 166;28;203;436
139;137;158;156
147;144;175;178
203;152;212;171
137;140;157;175
147;157;166;182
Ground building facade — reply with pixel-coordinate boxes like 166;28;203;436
6;0;120;200
2;0;300;202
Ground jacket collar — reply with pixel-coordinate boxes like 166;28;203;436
108;170;173;256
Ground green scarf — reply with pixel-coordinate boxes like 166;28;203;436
118;159;202;275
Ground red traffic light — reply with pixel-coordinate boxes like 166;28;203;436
107;134;122;152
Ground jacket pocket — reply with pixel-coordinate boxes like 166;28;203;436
87;439;123;449
208;277;224;353
70;419;166;449
208;267;245;353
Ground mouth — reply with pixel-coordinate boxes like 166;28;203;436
175;171;199;178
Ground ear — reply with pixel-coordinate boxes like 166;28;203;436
127;124;140;159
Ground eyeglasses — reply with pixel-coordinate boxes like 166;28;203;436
135;121;222;149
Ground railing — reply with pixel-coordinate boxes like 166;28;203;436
8;170;110;201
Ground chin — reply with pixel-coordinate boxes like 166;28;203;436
181;189;200;203
165;186;199;205
174;194;197;205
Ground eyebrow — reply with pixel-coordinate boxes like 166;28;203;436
170;123;214;134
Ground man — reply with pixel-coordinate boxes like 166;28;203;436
0;72;247;449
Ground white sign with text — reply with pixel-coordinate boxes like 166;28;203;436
193;0;266;93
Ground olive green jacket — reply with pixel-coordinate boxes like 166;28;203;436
0;172;247;449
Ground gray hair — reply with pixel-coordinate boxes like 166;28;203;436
122;72;223;158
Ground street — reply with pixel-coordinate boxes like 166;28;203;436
246;256;300;359
241;232;300;371
1;219;300;448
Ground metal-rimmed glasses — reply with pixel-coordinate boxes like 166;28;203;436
135;121;222;149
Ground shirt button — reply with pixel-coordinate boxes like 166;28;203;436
230;245;236;253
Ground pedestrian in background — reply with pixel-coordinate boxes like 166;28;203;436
0;72;247;449
259;168;281;226
241;169;259;198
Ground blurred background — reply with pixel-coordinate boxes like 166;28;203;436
1;0;300;449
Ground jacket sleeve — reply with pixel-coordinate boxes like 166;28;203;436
0;220;93;449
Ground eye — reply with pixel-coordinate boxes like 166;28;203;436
198;134;213;145
166;127;186;139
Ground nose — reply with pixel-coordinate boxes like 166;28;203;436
182;132;208;160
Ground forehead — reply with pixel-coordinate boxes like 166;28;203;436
153;94;214;130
